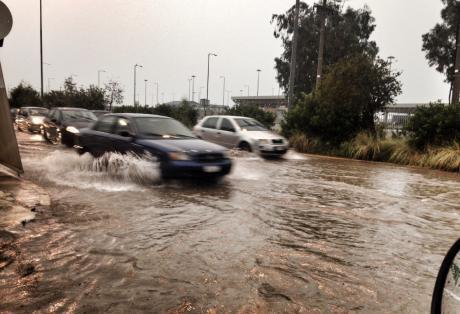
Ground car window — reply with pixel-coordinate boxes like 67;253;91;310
114;118;134;136
62;110;97;122
234;118;267;131
93;116;117;133
202;117;218;129
134;117;195;139
220;118;235;132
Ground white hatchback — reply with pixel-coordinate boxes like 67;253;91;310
193;115;289;157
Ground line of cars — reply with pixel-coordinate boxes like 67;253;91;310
12;106;289;180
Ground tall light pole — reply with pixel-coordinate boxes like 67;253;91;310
188;78;192;101
206;52;218;114
315;0;327;91
133;64;143;107
288;0;300;110
98;70;106;88
245;84;250;96
256;69;261;96
155;82;159;106
40;0;44;98
144;79;148;106
220;76;226;106
191;75;196;102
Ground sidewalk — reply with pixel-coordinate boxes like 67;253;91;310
0;171;50;230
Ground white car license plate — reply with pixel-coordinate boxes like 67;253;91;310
203;166;221;173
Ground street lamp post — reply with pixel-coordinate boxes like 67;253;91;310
133;64;143;107
245;84;250;96
191;75;196;102
188;78;192;101
40;0;44;98
220;76;226;107
98;70;106;88
206;53;218;115
155;82;159;106
288;0;300;110
144;79;148;106
256;69;261;96
226;90;231;107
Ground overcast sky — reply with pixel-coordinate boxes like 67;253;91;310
0;0;449;106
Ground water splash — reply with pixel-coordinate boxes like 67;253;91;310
23;150;161;192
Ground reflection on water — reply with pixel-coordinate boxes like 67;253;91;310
3;133;460;312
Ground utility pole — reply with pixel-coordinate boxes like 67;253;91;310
98;69;106;88
245;84;250;96
199;86;204;101
287;0;300;110
144;79;148;106
206;53;218;115
133;64;142;107
315;0;327;92
256;69;261;96
40;0;44;98
220;76;226;106
452;2;460;104
191;75;196;102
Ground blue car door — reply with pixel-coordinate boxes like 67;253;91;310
86;115;117;156
111;117;144;156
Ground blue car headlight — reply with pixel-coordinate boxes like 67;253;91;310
169;151;192;161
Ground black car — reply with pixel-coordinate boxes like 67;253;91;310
42;107;97;147
76;113;233;179
16;107;49;133
91;110;109;118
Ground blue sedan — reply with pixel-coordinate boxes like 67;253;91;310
75;113;232;179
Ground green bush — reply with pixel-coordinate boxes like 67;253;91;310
113;101;198;128
225;104;276;128
406;102;460;149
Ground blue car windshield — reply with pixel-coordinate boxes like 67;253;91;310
134;117;195;139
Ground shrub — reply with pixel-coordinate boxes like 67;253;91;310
225;104;276;128
113;101;198;128
407;102;460;149
421;142;460;172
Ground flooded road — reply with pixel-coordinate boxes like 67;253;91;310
2;132;460;312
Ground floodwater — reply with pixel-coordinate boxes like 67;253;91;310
2;132;460;313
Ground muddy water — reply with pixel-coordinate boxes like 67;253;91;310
2;132;460;312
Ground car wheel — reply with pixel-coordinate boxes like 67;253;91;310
239;141;252;152
46;130;62;145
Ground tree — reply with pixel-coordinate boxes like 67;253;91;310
225;104;276;128
104;80;124;111
407;102;460;149
422;0;458;84
283;54;401;144
272;1;378;97
9;82;42;108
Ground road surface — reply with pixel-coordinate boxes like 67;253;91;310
1;131;460;313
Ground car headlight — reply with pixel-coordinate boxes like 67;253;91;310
66;126;80;134
31;117;42;124
168;151;191;161
257;139;270;145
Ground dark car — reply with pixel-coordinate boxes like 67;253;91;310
91;110;109;118
76;113;232;179
42;107;97;147
16;107;49;133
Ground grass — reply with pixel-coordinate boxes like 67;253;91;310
290;132;460;173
